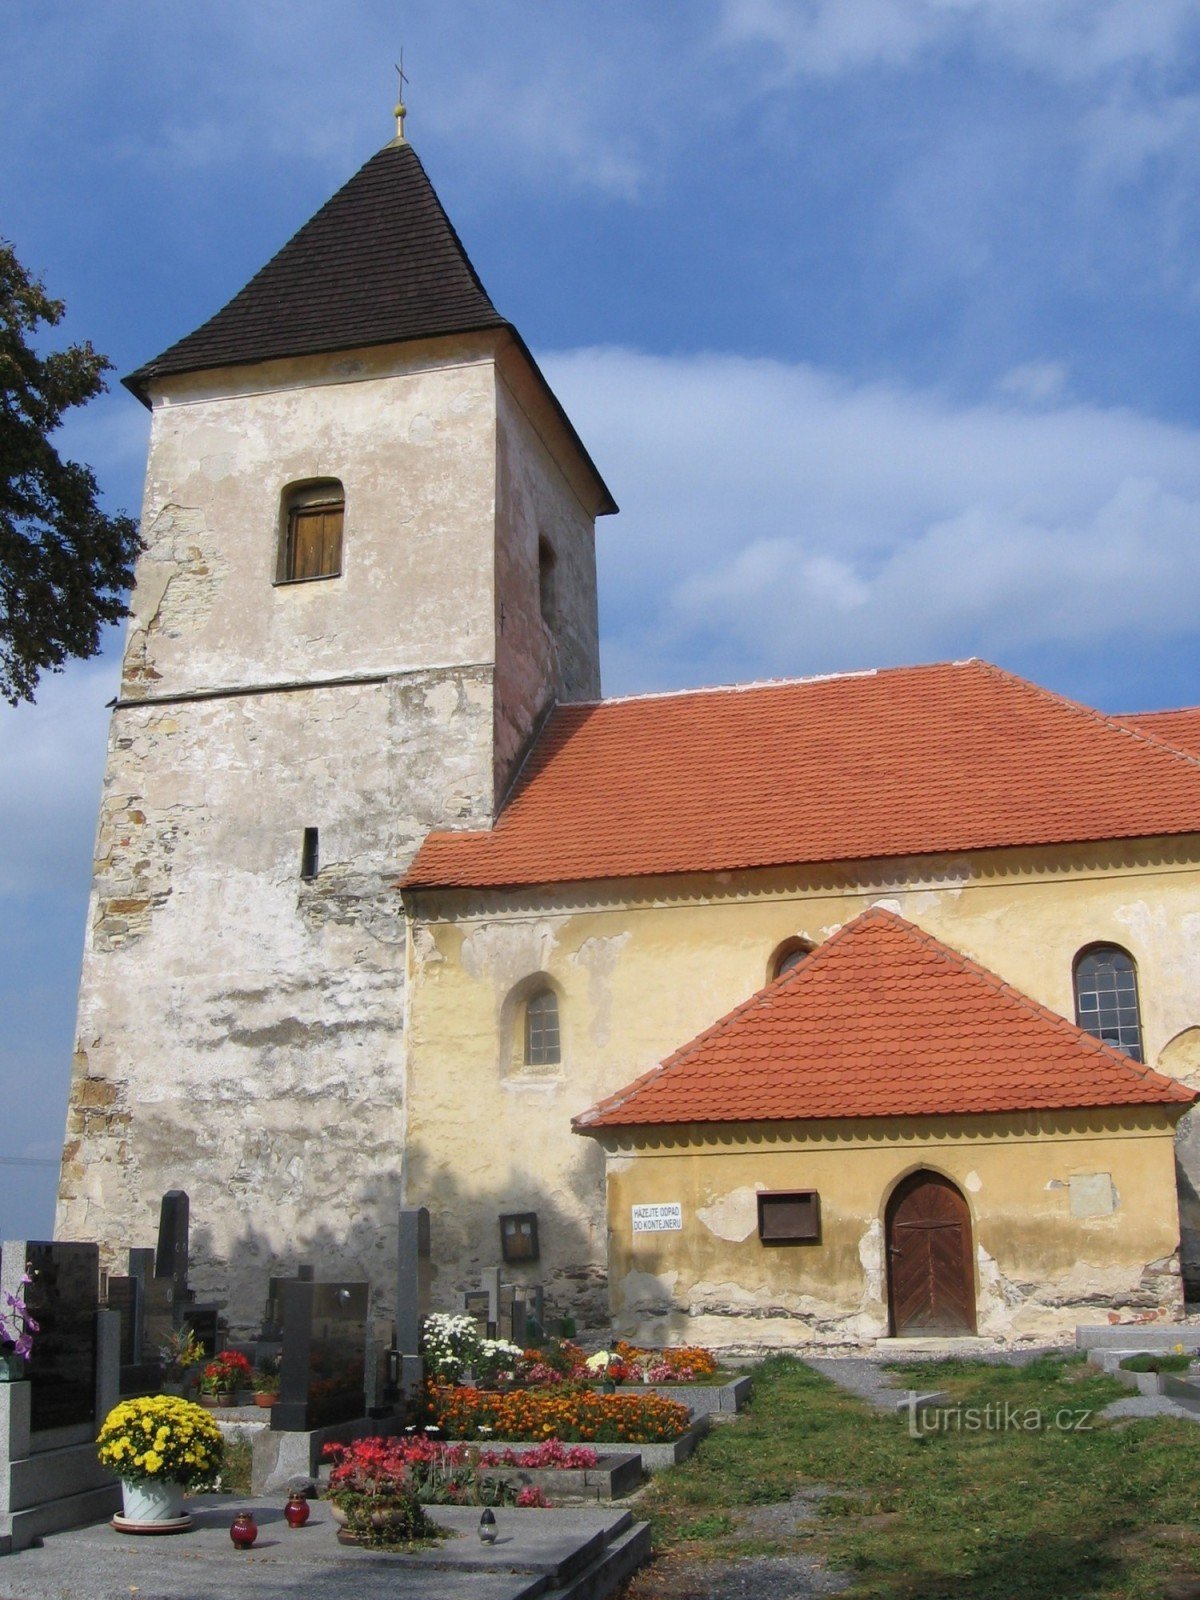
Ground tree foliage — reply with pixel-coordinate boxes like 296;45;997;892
0;240;141;704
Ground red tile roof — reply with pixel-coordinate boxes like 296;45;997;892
1121;707;1200;758
404;660;1200;891
573;909;1195;1129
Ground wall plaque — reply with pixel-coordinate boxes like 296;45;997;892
631;1202;683;1234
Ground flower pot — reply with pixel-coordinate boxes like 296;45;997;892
329;1502;349;1528
253;1392;278;1409
160;1380;185;1397
0;1354;25;1383
120;1478;186;1524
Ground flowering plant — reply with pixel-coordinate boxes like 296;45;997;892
427;1382;691;1444
0;1271;38;1360
420;1313;482;1382
96;1395;223;1486
477;1439;600;1469
614;1341;719;1383
252;1356;281;1396
198;1350;252;1394
158;1325;204;1380
513;1339;590;1387
323;1435;507;1541
474;1337;524;1387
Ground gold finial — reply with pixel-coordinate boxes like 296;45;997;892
393;52;409;142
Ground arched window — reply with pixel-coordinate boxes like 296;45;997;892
538;538;557;630
770;938;813;982
278;479;344;583
524;988;561;1068
1073;944;1143;1061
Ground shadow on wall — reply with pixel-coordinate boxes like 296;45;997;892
186;1135;609;1334
404;1135;609;1331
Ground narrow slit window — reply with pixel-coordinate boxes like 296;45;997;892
301;828;319;881
538;537;557;630
279;481;344;583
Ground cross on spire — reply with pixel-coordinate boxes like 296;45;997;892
394;51;409;142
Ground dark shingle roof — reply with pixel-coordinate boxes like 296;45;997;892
124;139;616;513
125;140;508;397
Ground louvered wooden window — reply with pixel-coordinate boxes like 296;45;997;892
279;482;344;583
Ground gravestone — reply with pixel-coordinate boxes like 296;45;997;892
154;1190;189;1301
2;1242;99;1434
104;1277;138;1367
394;1207;430;1403
272;1276;369;1431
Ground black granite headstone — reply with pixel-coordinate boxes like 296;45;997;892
18;1242;99;1433
154;1191;189;1305
105;1276;138;1367
273;1278;315;1432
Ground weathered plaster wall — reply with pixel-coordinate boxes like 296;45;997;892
121;338;502;701
492;362;602;800
58;668;494;1327
596;1112;1185;1348
402;840;1200;1332
59;334;604;1331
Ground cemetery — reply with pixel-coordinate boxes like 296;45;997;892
0;1188;763;1598
18;1180;1200;1597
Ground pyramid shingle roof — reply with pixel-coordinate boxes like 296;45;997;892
573;908;1195;1129
404;660;1200;891
125;139;616;512
126;142;506;398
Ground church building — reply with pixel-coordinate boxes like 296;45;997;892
57;114;1200;1348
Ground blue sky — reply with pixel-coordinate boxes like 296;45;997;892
3;0;1200;1239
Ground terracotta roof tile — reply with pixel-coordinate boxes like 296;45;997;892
573;909;1195;1128
1121;706;1200;758
404;660;1200;890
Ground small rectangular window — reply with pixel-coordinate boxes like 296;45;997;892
278;481;345;583
301;828;319;881
757;1190;820;1244
500;1212;540;1264
287;504;343;580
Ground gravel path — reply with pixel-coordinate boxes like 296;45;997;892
624;1550;850;1599
803;1356;904;1410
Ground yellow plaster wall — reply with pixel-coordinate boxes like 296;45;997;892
402;840;1200;1329
600;1112;1184;1348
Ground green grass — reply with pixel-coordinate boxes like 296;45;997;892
1118;1353;1192;1373
215;1430;254;1495
634;1353;1200;1599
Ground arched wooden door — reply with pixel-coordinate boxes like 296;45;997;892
886;1171;977;1336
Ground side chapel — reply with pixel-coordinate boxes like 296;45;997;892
57;114;1200;1347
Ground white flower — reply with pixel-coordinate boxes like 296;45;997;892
585;1351;611;1371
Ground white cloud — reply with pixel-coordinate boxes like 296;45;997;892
0;647;121;898
718;0;1200;81
541;346;1200;692
997;362;1069;404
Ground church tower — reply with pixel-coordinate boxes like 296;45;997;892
56;122;614;1325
